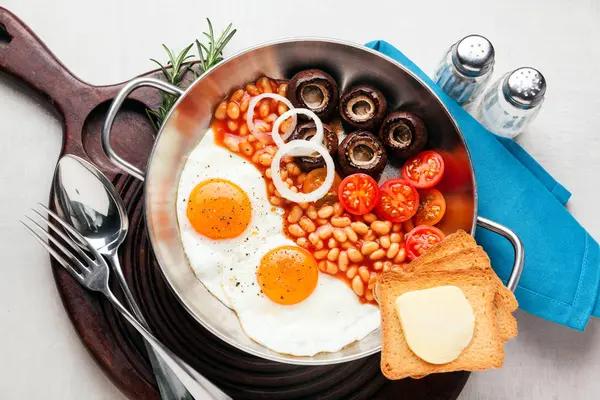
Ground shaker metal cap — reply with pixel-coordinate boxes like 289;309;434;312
452;34;495;77
502;67;546;109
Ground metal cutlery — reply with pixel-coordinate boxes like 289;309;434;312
22;204;231;400
52;154;193;400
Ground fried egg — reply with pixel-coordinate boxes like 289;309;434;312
176;129;283;307
178;129;380;356
222;236;381;356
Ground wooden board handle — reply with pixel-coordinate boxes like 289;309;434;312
0;6;91;116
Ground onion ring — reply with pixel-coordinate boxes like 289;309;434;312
272;108;324;156
246;93;296;137
271;140;335;203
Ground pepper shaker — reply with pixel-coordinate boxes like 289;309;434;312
433;34;495;106
477;67;546;138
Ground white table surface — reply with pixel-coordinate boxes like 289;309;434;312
1;0;599;399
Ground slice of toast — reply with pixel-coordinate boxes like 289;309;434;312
402;230;518;342
415;247;518;342
378;269;504;380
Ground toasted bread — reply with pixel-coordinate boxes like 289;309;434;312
402;230;518;342
378;269;504;380
416;247;518;341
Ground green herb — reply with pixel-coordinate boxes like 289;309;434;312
146;19;237;132
195;19;236;76
146;44;194;131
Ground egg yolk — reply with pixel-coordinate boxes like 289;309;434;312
186;179;252;240
257;246;319;305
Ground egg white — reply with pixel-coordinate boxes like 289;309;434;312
222;236;381;356
176;129;284;307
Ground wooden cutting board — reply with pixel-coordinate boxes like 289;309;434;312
0;6;469;399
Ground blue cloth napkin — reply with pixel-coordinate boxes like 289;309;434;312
366;40;600;330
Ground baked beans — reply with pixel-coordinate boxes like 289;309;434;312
212;77;416;304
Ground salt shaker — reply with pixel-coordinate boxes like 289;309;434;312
477;67;546;138
433;34;495;106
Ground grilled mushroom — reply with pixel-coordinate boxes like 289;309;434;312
290;122;338;172
339;85;388;131
337;131;387;178
378;111;427;159
287;69;339;120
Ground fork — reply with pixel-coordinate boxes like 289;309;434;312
22;204;231;400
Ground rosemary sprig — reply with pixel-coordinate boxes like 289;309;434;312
146;43;194;131
146;19;237;132
195;20;236;75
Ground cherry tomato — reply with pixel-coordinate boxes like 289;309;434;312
413;188;446;226
405;225;445;260
338;173;380;215
303;167;341;205
401;150;445;189
375;179;419;222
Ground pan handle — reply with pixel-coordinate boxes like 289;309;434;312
101;77;184;181
476;216;524;292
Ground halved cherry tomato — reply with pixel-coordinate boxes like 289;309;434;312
405;225;445;260
401;150;445;189
303;167;341;205
413;188;446;226
375;179;419;222
338;173;380;215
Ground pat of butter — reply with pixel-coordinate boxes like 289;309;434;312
395;286;475;364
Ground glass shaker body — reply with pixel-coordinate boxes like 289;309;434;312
434;48;494;106
477;68;546;139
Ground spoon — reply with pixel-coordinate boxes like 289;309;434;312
53;154;227;400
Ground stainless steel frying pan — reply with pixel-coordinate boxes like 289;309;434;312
101;38;523;365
